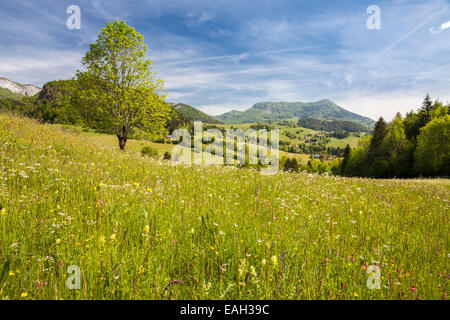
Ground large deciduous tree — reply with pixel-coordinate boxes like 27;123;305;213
77;20;171;150
414;115;450;176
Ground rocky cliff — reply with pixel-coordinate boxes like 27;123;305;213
0;77;41;97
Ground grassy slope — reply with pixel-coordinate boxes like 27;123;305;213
82;127;311;164
83;131;175;155
0;87;24;100
173;103;222;124
0;112;448;300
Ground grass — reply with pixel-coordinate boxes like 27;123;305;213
82;126;310;164
0;112;448;300
83;131;174;155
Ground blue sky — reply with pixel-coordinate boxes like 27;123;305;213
1;0;450;120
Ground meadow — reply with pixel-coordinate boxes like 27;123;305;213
0;112;448;300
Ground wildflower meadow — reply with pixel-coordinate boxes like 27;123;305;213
0;113;448;300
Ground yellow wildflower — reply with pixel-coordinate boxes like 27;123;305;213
271;255;278;266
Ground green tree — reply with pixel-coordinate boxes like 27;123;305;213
290;158;299;172
342;135;371;177
77;21;171;150
430;100;449;120
367;117;388;177
340;144;351;175
418;93;433;124
369;117;388;159
414;115;450;176
382;113;412;177
404;111;421;140
283;158;292;172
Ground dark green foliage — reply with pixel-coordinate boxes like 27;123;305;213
141;146;159;158
339;144;351;174
413;115;450;176
368;117;387;158
298;118;370;133
29;80;85;125
419;93;433;124
249;123;272;130
163;151;171;160
0;96;35;114
283;158;299;172
331;130;349;139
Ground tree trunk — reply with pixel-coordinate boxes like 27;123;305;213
117;125;128;151
118;136;127;150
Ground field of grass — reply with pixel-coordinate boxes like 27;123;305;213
0;112;448;300
81;126;311;165
82;131;174;155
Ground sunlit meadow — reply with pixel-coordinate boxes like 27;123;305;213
0;113;448;300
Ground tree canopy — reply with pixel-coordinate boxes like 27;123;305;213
77;20;172;150
339;95;449;178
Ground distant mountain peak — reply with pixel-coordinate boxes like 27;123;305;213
0;77;41;97
172;103;222;124
215;100;375;126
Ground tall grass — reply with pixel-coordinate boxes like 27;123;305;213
0;112;448;300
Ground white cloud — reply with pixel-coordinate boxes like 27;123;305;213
0;49;83;86
441;20;450;30
429;19;450;33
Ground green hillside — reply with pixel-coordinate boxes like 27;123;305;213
215;100;375;127
173;103;222;124
0;87;24;100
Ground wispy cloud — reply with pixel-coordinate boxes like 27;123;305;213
1;0;450;120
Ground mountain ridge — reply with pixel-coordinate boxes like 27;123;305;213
0;77;41;97
173;103;222;124
215;100;375;126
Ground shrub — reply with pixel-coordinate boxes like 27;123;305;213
141;146;158;158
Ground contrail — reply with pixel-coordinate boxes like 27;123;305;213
339;6;449;87
158;46;313;66
370;6;448;63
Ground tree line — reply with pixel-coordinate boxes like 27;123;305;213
297;118;371;133
338;94;449;178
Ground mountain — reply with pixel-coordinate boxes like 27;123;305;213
0;87;25;100
173;103;222;124
0;77;41;97
215;100;375;127
0;78;192;134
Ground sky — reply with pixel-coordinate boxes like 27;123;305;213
0;0;450;121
